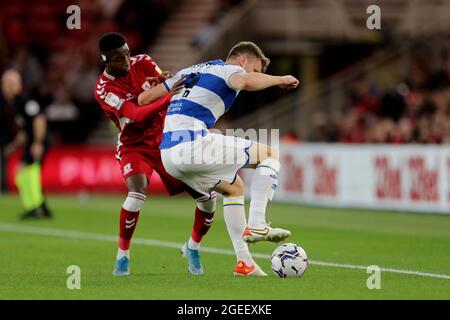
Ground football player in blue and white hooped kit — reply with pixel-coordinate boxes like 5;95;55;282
139;41;299;276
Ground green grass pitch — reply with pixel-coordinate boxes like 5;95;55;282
0;194;449;299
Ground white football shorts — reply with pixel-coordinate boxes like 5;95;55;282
161;132;253;195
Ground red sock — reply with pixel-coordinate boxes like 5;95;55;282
118;207;140;250
191;207;215;242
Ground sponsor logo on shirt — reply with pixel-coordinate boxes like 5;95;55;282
105;92;124;110
123;163;133;175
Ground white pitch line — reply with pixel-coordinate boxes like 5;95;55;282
1;222;450;280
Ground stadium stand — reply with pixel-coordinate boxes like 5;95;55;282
0;0;449;146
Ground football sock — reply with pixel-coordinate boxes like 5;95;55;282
28;162;45;208
117;192;146;256
248;158;280;229
15;165;34;210
223;195;253;265
189;192;217;250
188;237;200;250
117;248;130;259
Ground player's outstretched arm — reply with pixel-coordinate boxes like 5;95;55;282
137;83;168;106
122;95;172;122
124;77;185;121
229;72;299;91
137;77;185;106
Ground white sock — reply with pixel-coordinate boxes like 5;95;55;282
248;158;280;229
188;237;200;250
123;192;146;212
223;196;254;265
116;248;130;259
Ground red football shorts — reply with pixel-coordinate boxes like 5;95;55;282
117;147;185;196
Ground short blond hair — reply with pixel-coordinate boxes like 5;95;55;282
226;41;270;73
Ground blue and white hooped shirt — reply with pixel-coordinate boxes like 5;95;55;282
160;60;245;149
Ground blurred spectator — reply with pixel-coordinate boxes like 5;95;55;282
191;14;223;49
328;44;450;145
66;41;103;136
8;46;43;93
114;0;174;52
405;55;430;91
310;112;328;142
281;131;300;144
339;108;368;143
191;0;243;49
2;69;53;218
0;0;448;147
0;0;179;145
97;0;125;19
349;74;379;116
379;88;406;122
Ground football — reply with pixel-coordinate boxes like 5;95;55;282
271;243;308;278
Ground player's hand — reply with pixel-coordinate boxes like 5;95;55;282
169;76;186;96
158;71;173;81
146;72;173;88
279;75;299;90
146;76;160;88
31;142;44;161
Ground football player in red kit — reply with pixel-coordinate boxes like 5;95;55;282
94;32;216;276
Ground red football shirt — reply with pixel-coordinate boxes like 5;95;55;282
94;54;169;156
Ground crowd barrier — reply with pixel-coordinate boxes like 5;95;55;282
7;143;450;214
6;145;167;194
260;143;450;214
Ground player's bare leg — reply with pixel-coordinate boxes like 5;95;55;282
214;177;267;276
113;173;147;276
242;142;291;244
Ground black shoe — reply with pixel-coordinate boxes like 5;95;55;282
20;208;45;220
41;202;53;218
19;210;34;220
20;205;52;220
